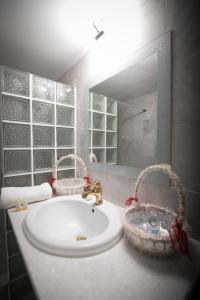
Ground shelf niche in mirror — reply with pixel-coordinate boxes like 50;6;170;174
86;32;171;184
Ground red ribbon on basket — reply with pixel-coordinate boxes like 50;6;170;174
48;176;56;194
48;175;55;188
84;176;91;191
169;216;190;258
125;196;138;207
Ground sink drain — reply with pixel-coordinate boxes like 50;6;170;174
76;234;87;241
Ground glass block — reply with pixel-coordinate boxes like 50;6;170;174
3;95;30;122
9;254;26;280
3;123;30;148
89;130;92;147
106;149;117;164
33;75;54;101
34;172;51;185
0;285;8;300
4;175;31;187
93;112;105;130
2;67;29;96
93;149;105;163
57;127;74;147
32;101;54;124
0;215;8;277
4;150;31;174
10;274;32;300
33;150;55;171
89;111;92;128
56;106;74;126
57;149;75;168
92;93;105;112
56;82;74;105
33;126;54;147
93;131;105;147
7;232;19;256
6;213;13;231
57;169;75;179
90;94;92;109
107;115;117;130
106;132;117;147
107;98;117;114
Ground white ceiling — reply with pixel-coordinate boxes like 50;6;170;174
0;0;145;80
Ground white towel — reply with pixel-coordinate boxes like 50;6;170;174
0;182;52;209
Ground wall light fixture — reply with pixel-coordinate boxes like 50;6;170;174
93;22;104;40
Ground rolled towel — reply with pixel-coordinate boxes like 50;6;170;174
0;182;52;209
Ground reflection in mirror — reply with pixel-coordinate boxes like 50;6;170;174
86;32;171;183
89;53;158;168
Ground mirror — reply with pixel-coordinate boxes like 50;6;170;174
86;32;171;183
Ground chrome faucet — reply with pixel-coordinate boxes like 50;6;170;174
82;180;103;205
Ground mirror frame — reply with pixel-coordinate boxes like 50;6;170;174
83;32;171;185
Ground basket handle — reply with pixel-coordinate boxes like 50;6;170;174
52;154;87;180
134;164;186;222
89;152;98;163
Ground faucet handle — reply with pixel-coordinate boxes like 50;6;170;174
93;180;102;193
84;180;102;193
82;180;103;205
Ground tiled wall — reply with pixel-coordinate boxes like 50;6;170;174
60;0;200;239
117;92;157;168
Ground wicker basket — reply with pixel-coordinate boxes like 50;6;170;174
122;164;190;257
52;154;87;195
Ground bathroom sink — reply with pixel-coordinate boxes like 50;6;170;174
23;194;122;257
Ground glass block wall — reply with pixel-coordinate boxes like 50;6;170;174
0;66;76;187
89;92;117;164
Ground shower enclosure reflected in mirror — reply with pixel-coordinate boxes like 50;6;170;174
86;32;171;183
90;53;158;168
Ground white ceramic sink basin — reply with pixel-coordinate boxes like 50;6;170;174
23;195;122;257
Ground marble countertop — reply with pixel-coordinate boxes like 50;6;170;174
8;197;200;300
